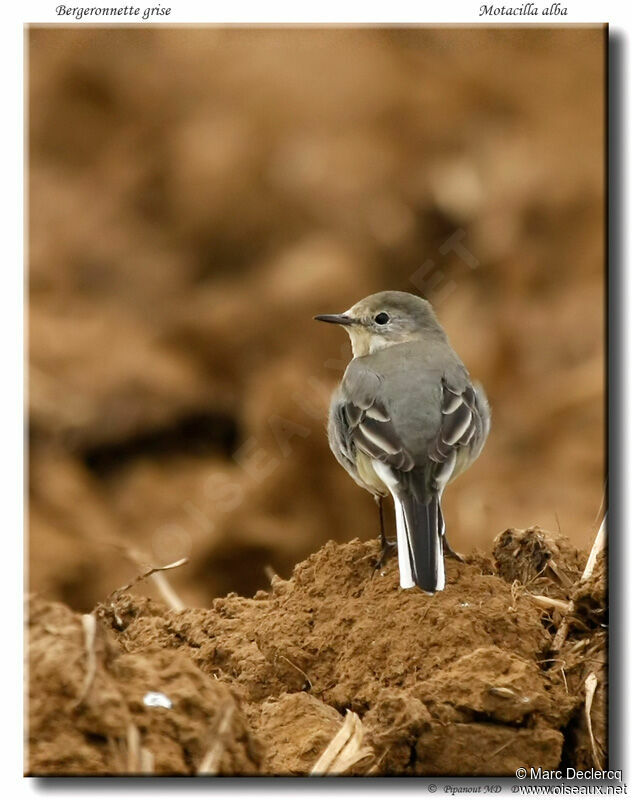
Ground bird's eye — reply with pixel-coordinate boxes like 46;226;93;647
374;312;390;325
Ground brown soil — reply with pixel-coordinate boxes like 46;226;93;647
27;527;606;776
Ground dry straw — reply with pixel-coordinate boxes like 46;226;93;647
109;554;188;610
584;672;603;771
197;705;236;775
310;710;373;775
551;515;606;652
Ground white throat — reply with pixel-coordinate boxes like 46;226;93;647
346;328;396;358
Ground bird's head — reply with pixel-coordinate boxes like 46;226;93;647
314;291;445;358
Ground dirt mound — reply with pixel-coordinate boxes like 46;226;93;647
27;528;606;776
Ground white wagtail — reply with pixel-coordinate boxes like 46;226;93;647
315;291;490;594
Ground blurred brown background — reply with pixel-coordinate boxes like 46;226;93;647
28;26;606;612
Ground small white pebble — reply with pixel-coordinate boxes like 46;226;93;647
143;691;172;709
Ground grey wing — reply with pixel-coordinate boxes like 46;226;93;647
428;377;491;490
329;365;415;481
327;392;357;477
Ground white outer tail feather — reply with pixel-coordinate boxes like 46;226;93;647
435;536;445;591
373;460;446;591
393;496;414;589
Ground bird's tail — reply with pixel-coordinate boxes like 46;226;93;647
395;490;445;594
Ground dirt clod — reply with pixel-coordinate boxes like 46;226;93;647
27;528;605;776
257;693;343;775
493;526;584;598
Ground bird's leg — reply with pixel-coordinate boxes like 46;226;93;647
373;495;396;570
377;495;387;549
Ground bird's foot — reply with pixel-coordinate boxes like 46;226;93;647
372;534;397;573
443;540;465;562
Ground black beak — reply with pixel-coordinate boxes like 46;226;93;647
313;314;354;326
